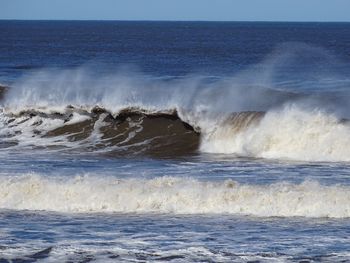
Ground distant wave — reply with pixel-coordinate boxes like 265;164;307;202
0;174;349;218
0;84;8;101
9;65;41;70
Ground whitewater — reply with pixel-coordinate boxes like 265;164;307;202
0;173;349;218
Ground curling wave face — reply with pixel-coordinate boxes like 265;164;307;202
0;106;200;157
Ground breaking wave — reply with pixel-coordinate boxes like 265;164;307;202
0;106;200;157
1;91;350;161
1;173;350;218
2;44;350;162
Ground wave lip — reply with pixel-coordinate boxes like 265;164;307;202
1;174;350;218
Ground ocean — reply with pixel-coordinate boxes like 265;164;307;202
1;20;350;262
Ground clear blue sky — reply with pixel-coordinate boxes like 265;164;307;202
1;0;350;22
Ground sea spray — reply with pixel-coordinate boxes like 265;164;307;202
2;44;350;161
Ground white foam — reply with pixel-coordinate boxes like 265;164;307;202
0;112;70;149
201;104;350;162
64;112;91;125
1;174;350;218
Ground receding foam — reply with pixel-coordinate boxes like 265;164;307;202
1;174;350;218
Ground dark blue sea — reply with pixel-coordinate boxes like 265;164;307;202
1;21;350;262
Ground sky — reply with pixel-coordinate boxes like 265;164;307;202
1;0;350;22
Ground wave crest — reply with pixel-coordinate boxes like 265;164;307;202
1;103;350;161
2;65;350;161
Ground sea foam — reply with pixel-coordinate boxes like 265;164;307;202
201;104;350;162
1;174;349;218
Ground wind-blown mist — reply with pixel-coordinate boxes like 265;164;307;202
2;43;350;161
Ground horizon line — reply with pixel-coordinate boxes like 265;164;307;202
1;19;350;23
